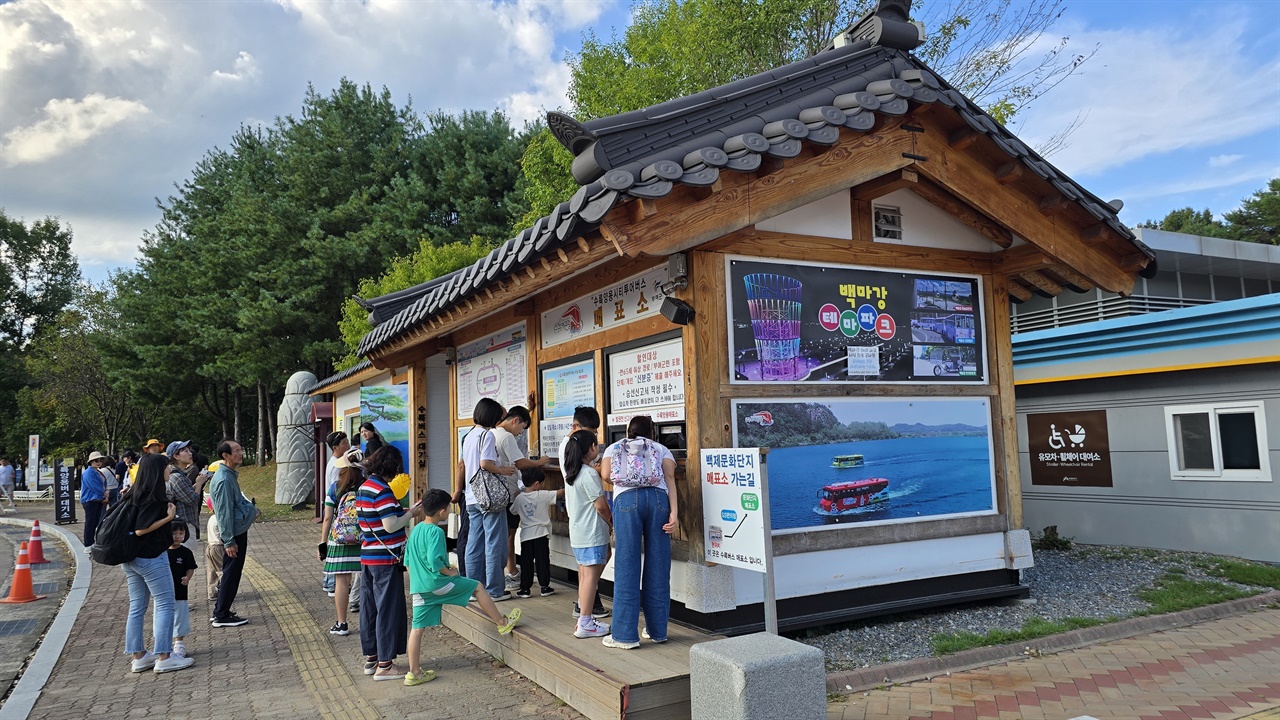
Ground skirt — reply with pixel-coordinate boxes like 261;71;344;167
323;541;361;575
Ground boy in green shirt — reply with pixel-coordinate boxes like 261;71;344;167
404;489;521;687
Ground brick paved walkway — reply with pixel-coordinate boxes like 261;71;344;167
828;607;1280;720
27;515;584;720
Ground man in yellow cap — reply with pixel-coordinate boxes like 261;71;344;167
144;439;164;454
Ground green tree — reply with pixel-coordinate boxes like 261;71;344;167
0;212;81;349
521;0;1093;223
1224;178;1279;245
335;236;493;369
1136;208;1233;239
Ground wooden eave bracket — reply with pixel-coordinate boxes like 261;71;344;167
1006;280;1033;302
1019;270;1063;296
909;178;1014;248
852;169;919;200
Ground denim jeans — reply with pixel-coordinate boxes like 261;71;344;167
464;505;507;598
359;564;407;662
123;553;175;655
82;501;104;547
611;487;672;644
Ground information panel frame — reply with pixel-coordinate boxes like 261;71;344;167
725;256;988;385
537;354;596;459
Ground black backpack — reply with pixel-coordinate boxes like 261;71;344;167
90;501;142;566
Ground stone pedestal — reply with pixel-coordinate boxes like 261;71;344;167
689;632;826;720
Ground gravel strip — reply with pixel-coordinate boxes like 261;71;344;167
800;544;1270;671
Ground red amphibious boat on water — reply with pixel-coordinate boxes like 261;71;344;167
814;477;890;516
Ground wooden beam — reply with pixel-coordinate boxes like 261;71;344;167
912;120;1137;294
949;127;979;150
688;178;723;201
851;168;918;200
909;178;1014;248
1046;264;1094;292
1038;193;1068;216
598;221;629;256
1006;280;1033;302
722;229;997;275
987;274;1023;528
995;162;1024;185
600;124;914;259
851;197;874;243
629;197;658;224
1019;270;1063;296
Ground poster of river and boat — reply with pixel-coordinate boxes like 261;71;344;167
726;257;986;384
733;398;997;533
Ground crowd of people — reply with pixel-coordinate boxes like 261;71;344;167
72;437;259;675
62;397;679;683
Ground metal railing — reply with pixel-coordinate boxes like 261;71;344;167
1010;295;1216;334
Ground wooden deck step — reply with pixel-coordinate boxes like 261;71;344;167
442;586;723;720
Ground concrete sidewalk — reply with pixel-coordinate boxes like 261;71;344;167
23;511;583;720
6;501;1278;720
827;606;1280;720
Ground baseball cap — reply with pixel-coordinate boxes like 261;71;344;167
165;440;191;456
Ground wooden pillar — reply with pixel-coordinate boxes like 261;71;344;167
683;250;732;562
986;274;1023;529
408;359;428;505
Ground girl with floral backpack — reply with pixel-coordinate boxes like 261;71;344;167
600;415;679;650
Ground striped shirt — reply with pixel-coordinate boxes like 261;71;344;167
356;475;406;566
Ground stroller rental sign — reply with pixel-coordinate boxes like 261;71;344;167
1026;410;1114;487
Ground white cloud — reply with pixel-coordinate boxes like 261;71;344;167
1208;154;1243;168
211;51;259;82
1115;162;1279;202
1017;16;1280;177
2;94;150;166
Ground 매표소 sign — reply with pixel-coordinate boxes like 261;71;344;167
700;447;768;572
541;266;670;348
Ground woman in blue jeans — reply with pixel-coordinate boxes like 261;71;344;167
123;453;194;673
461;398;519;601
600;415;680;649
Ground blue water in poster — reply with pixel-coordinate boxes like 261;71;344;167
766;435;995;531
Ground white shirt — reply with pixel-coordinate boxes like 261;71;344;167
325;454;341;494
461;426;499;506
509;489;557;540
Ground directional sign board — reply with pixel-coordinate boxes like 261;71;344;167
700;447;768;572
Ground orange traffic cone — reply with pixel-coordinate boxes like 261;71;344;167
26;519;49;564
0;542;46;604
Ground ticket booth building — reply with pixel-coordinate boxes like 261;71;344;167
356;2;1154;633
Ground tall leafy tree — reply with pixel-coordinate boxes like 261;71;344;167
1136;208;1232;239
1223;178;1279;245
0;212;81;349
520;0;1094;223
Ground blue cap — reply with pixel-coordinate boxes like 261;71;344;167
165;440;191;456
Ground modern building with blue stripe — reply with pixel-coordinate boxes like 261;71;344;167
1012;229;1279;562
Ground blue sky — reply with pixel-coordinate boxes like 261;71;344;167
1;0;1276;285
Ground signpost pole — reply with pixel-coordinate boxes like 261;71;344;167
759;449;778;635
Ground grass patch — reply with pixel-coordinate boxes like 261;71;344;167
1206;559;1280;590
826;692;847;703
1031;525;1073;552
233;462;313;522
930;616;1110;656
1135;573;1256;615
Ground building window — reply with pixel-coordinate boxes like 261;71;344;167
1164;402;1271;481
873;205;903;240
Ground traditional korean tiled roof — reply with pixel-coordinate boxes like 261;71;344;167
307;358;372;395
358;0;1151;359
357;268;466;327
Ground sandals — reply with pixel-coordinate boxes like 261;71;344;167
498;607;522;635
404;669;437;686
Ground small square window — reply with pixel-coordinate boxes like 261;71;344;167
1164;402;1270;481
873;205;902;240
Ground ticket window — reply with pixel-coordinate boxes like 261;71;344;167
606;421;688;459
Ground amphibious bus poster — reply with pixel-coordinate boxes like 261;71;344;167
733;397;997;533
726;257;986;384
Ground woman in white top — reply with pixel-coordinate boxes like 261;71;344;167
460;398;519;601
599;415;678;649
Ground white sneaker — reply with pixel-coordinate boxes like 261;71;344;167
602;635;640;650
574;618;610;638
130;651;157;672
172;641;187;658
154;655;195;673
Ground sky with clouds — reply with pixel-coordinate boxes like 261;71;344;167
1;0;1278;284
